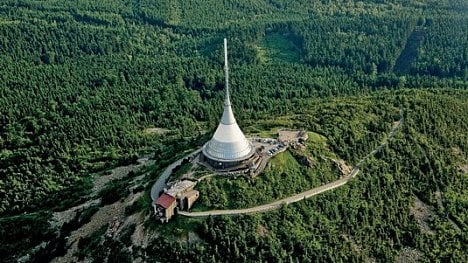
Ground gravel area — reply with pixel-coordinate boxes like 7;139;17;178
48;155;155;262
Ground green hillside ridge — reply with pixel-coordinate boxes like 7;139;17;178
0;0;466;262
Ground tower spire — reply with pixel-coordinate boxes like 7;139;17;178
224;38;231;106
220;38;236;125
202;38;254;166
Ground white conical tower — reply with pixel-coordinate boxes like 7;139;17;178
202;38;253;164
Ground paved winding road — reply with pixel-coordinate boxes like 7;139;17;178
150;148;202;200
179;114;404;217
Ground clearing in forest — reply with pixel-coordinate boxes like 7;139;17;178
393;26;427;75
142;127;171;136
256;32;302;63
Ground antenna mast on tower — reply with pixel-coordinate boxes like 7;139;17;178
224;38;231;106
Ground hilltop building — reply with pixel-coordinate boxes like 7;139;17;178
153;193;176;223
202;39;259;170
278;129;308;149
153;180;199;223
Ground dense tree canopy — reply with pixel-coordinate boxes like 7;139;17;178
0;0;466;262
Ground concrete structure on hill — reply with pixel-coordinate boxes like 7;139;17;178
153;180;199;223
153;193;176;223
201;38;258;170
278;129;308;149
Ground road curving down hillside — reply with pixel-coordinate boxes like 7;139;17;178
179;113;404;217
150;148;202;200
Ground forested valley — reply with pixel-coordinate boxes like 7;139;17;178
0;0;466;262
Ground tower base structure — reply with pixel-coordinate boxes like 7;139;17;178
200;38;257;173
199;144;262;175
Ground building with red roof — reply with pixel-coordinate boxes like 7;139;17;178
153;193;177;223
155;193;176;208
153;180;200;223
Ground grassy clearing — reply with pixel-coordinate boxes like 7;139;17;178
308;132;327;144
307;131;338;159
193;148;338;211
244;125;277;138
256;33;302;63
245;116;295;138
268;150;301;173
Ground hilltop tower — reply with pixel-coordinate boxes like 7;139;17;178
202;38;254;169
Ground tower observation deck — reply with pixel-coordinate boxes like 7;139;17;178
202;38;254;169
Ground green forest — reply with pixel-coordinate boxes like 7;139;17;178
0;0;466;262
